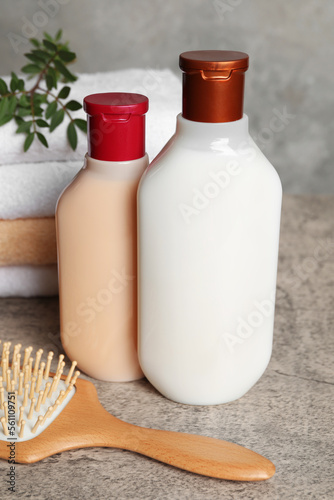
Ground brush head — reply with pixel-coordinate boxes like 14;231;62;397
0;340;80;442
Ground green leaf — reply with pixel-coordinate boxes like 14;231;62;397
32;94;41;105
74;118;87;133
10;72;19;92
22;64;41;74
10;79;17;92
31;49;50;61
65;100;81;111
45;100;57;119
24;53;45;65
58;86;70;99
16;120;32;134
30;38;40;48
33;92;47;105
7;96;17;115
0;79;9;95
58;50;76;62
0;115;12;127
37;132;48;148
17;106;32;117
0;97;9;119
49;108;64;132
58;42;70;52
55;29;63;42
24;133;35;152
14;116;24;125
43;32;54;42
36;118;49;127
17;79;25;91
34;106;44;117
54;60;77;82
46;74;53;91
67;122;77;150
43;38;57;52
19;94;30;107
46;67;57;90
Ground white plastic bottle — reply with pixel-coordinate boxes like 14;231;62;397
138;51;282;405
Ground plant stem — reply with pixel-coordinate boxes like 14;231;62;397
2;90;26;98
30;53;57;95
41;88;73;122
29;53;59;132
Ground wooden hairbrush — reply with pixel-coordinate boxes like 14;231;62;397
0;341;275;481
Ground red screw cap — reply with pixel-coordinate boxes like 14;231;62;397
83;93;149;161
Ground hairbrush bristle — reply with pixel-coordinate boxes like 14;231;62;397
0;341;79;440
1;417;8;436
65;361;77;386
19;419;25;438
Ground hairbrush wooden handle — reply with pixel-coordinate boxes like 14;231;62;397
97;414;275;481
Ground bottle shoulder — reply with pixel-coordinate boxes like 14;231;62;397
58;155;149;206
139;135;282;196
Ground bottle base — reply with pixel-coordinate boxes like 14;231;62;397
143;374;251;406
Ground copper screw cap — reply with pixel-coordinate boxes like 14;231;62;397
179;50;249;123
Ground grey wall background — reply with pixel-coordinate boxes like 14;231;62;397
0;0;333;193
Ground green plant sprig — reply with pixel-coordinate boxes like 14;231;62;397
0;30;86;152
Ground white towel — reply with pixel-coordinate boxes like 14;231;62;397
0;68;181;296
0;69;181;165
0;160;82;219
0;265;58;297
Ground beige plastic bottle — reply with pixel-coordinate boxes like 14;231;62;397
56;93;149;381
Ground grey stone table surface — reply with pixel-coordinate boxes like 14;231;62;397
0;195;333;500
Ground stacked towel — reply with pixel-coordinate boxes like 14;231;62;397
0;160;82;219
0;69;181;296
0;266;58;297
0;218;57;266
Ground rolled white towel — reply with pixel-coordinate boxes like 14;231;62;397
0;265;58;297
0;68;181;165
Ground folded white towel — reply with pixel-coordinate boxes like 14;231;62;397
0;68;182;296
0;265;58;297
0;69;181;165
0;160;82;219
